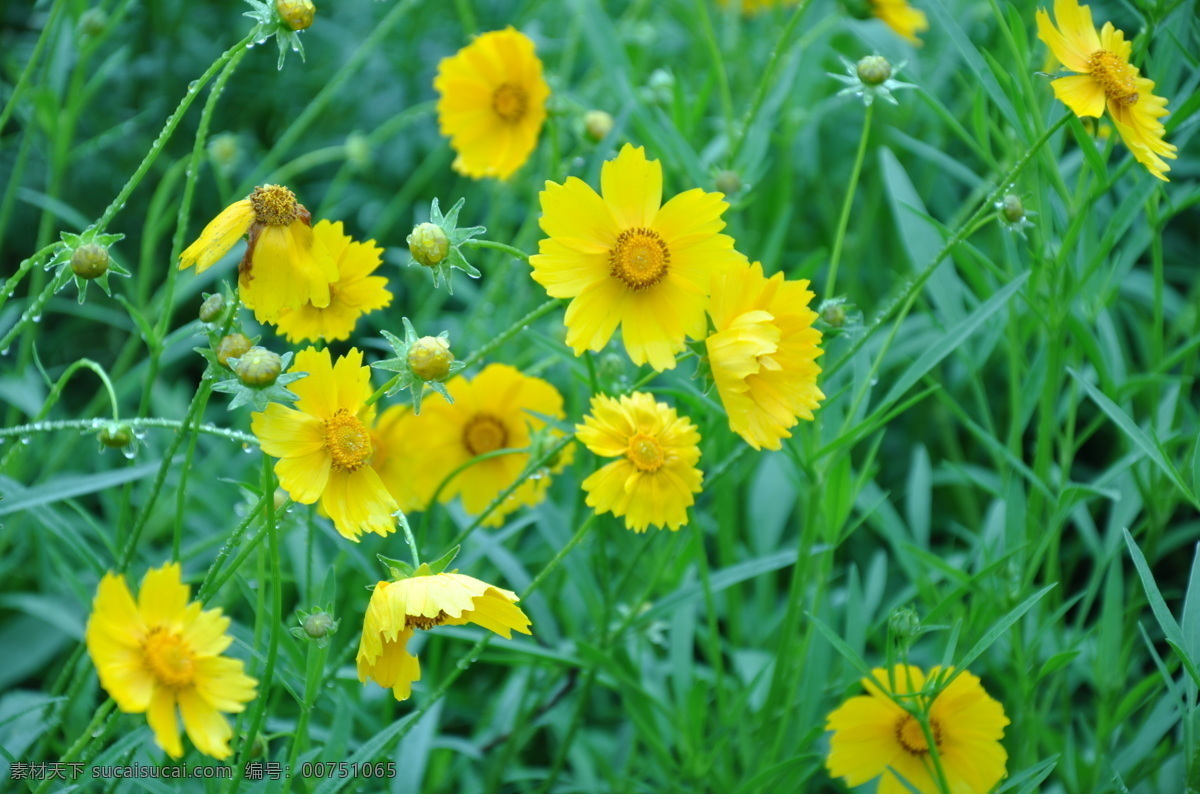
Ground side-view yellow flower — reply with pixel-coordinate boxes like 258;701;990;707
85;563;257;760
531;144;745;371
1037;0;1177;180
180;184;338;322
706;261;824;451
273;220;392;343
356;565;532;701
434;27;550;181
872;0;928;45
575;392;703;532
251;347;398;541
826;665;1009;794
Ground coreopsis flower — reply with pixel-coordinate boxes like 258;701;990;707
356;564;532;701
531;144;745;371
85;563;257;759
371;405;433;513
1037;0;1177;180
871;0;928;45
575;392;703;532
826;665;1009;794
273;220;392;343
434;28;550;180
180;184;338;322
706;261;824;451
250;347;398;541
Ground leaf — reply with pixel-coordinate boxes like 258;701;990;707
1123;529;1200;687
951;584;1056;675
0;462;168;516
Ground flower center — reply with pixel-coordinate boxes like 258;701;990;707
324;408;373;472
491;83;528;123
142;627;196;689
463;414;508;456
1087;50;1139;106
407;611;451;630
626;433;665;472
249;184;300;226
609;228;670;291
895;714;941;756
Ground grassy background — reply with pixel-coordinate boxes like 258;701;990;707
2;0;1200;791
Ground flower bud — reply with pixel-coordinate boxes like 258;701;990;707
856;55;893;86
1001;194;1025;224
199;293;225;324
207;133;240;172
276;0;315;31
216;333;253;368
841;0;874;20
888;606;921;640
407;336;454;381
583;109;614;142
821;303;847;328
303;612;336;639
344;132;370;171
714;170;742;196
407;223;450;268
234;347;283;387
98;422;133;449
70;244;110;280
78;8;108;37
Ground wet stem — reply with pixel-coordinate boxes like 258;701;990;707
825;101;873;301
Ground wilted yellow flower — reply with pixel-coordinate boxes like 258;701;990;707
250;347;398;541
273;220;392;343
356;565;532;701
826;665;1009;794
575;392;702;532
85;563;257;760
180;184;338;323
531;144;745;371
1037;0;1176;180
706;261;824;451
871;0;928;45
433;28;550;180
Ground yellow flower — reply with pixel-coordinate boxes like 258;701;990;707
250;347;398;541
826;665;1009;794
1036;0;1177;180
180;184;339;323
371;404;436;514
273;220;392;343
575;392;702;532
433;27;550;181
706;261;825;451
531;144;745;371
85;563;257;760
872;0;928;45
356;565;532;701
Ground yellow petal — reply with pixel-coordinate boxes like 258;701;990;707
178;688;233;760
138;563;189;629
1051;74;1105;118
147;687;183;759
600;144;662;229
179;200;255;273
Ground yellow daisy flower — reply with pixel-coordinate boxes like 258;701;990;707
531;144;745;371
872;0;928;45
180;184;339;323
433;27;550;181
575;392;703;532
250;347;398;541
356;565;532;701
826;665;1009;794
371;404;436;514
272;220;392;343
85;563;257;760
706;261;825;451
1036;0;1177;180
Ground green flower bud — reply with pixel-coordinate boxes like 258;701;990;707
344;132;370;171
888;606;921;640
407;223;450;268
207;133;240;172
714;170;742;196
216;334;253;369
407;336;454;381
822;303;847;328
70;244;110;280
234;347;283;387
856;55;893;86
1001;194;1025;224
199;293;226;324
583;109;614;142
98;423;133;449
303;612;336;639
78;8;108;37
276;0;315;31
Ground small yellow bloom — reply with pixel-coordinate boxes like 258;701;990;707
575;392;703;532
356;565;532;701
531;144;746;371
273;220;392;343
1037;0;1177;180
871;0;928;45
706;261;825;451
826;665;1009;794
434;28;550;180
250;347;398;541
85;563;257;760
180;184;339;322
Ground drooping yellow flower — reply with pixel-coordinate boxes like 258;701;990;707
826;665;1009;794
871;0;928;45
575;392;703;532
250;347;398;541
433;27;550;181
356;565;532;701
180;184;338;323
85;563;257;760
531;144;745;371
273;220;392;343
706;261;824;451
1037;0;1177;180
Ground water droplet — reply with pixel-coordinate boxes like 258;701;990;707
31;314;41;323
19;436;31;445
133;430;147;440
121;446;136;459
1;348;9;356
187;80;199;93
242;443;254;454
246;42;255;49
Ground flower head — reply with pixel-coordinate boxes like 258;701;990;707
706;261;824;451
1036;0;1177;180
85;563;257;759
250;347;399;541
994;193;1037;237
831;55;915;106
575;392;703;532
50;226;130;304
531;144;746;371
372;317;465;413
243;0;312;69
404;198;486;293
434;27;550;181
212;349;307;411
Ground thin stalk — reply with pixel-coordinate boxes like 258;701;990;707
0;416;256;445
196;492;272;602
825;102;872;300
462;238;533;263
692;0;737;148
0;0;66;137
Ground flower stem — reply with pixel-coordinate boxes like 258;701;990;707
825;101;872;301
693;0;737;148
461;238;533;264
731;0;813;161
398;510;421;567
0;417;256;445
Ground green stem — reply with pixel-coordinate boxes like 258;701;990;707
282;639;329;794
825;101;872;300
398;510;421;567
0;417;256;445
196;492;272;603
0;0;66;138
462;238;533;264
692;0;737;148
453;0;477;36
0;243;58;314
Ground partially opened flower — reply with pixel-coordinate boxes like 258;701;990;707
434;27;550;180
1037;0;1177;180
85;563;257;760
356;564;532;701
